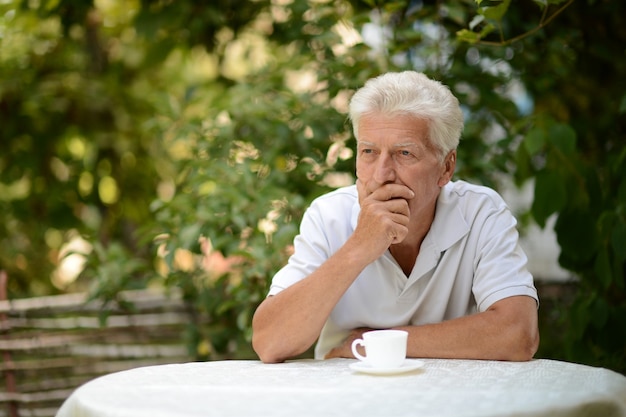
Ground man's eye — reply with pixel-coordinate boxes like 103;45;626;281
399;150;413;157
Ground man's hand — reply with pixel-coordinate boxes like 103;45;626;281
352;180;413;263
324;328;374;359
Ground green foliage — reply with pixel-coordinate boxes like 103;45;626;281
1;0;158;295
144;72;345;357
503;0;626;372
1;0;625;371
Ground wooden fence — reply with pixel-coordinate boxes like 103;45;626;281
0;272;200;417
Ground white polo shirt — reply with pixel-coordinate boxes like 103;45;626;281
268;180;538;359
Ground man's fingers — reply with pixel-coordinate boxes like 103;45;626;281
386;214;410;243
356;179;367;205
368;183;414;202
385;198;411;216
355;182;413;250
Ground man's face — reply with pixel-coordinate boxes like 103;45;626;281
355;113;455;221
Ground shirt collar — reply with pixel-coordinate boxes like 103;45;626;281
427;181;470;253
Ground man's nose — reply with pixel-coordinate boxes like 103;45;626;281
373;153;396;184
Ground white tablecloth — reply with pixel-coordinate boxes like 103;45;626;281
56;358;626;417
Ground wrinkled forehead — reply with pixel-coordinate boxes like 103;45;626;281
356;114;434;146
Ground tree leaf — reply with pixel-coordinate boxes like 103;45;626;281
532;170;567;227
179;223;202;250
555;208;598;266
620;94;626;114
480;0;511;21
593;250;612;290
548;123;577;155
611;220;626;262
523;127;545;156
590;297;609;329
456;29;481;44
469;15;485;30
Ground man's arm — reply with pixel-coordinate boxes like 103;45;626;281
326;295;539;361
251;239;369;363
252;183;414;363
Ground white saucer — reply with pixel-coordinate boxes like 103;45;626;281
349;359;425;375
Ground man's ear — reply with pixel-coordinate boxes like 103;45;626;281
438;150;456;187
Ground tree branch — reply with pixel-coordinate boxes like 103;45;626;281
477;0;575;47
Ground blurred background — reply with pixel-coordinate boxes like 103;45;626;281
1;0;624;373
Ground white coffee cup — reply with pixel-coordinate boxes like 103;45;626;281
351;329;408;369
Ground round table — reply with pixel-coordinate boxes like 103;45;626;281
56;358;626;417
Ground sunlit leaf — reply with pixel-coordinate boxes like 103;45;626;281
469;15;485;30
456;29;481;44
480;0;511;21
179;223;202;250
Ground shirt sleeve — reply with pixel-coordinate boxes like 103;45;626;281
267;202;331;296
267;186;358;297
471;195;539;312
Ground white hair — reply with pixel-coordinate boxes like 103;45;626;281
349;71;464;160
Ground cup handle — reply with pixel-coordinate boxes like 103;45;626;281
351;338;367;361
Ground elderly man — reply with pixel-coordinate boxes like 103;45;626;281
252;71;539;364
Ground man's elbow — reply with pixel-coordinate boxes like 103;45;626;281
251;321;296;363
508;326;540;362
251;303;286;363
252;334;287;364
491;296;540;362
523;326;540;361
252;328;314;364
